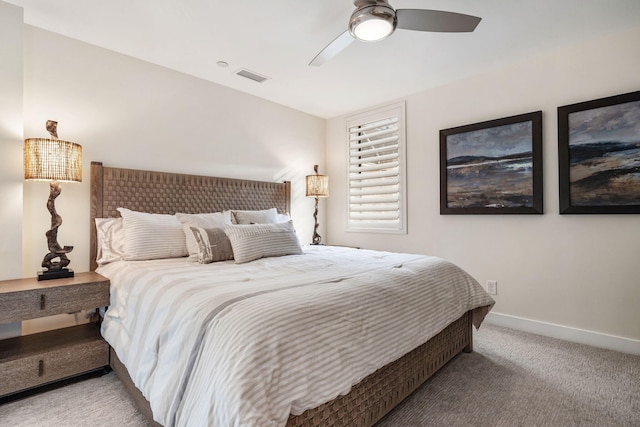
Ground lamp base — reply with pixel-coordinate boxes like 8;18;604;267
37;268;74;281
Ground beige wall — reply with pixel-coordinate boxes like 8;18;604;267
326;26;640;343
0;2;23;279
0;1;23;339
21;26;326;279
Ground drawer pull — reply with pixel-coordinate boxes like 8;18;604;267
40;294;46;310
38;360;44;376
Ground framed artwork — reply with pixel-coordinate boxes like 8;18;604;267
440;111;543;214
558;91;640;214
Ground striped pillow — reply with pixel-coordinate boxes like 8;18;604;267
224;221;302;264
176;211;232;260
189;227;234;264
117;208;188;260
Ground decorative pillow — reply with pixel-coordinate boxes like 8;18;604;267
232;208;278;224
189;227;234;264
224;220;302;264
175;211;232;259
117;208;188;261
95;217;125;265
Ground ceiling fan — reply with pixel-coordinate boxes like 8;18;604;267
309;0;481;66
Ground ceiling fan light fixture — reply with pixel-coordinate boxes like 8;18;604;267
309;1;481;66
349;4;397;42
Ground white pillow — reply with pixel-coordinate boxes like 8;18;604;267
224;220;302;264
175;211;232;259
95;217;125;265
232;208;278;224
117;208;188;261
276;212;291;223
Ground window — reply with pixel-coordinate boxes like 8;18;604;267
346;102;406;233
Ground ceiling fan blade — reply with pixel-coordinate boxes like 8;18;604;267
309;30;354;66
396;9;481;33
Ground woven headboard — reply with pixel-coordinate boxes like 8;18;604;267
89;161;291;271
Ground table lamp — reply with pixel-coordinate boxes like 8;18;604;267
305;165;329;245
24;120;82;280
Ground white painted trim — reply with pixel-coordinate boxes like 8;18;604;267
484;312;640;356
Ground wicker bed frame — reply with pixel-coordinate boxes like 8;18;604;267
89;161;473;427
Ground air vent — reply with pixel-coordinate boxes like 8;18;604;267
235;69;269;83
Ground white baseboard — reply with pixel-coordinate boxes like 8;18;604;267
484;312;640;356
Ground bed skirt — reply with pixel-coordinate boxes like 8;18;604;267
109;310;472;427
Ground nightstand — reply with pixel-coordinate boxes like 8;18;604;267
0;272;110;398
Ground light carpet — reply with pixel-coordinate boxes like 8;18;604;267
1;324;638;426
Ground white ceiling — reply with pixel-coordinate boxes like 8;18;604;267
7;0;640;118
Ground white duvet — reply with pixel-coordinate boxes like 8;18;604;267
99;246;494;427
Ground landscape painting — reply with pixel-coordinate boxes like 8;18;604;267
440;111;543;214
558;91;640;214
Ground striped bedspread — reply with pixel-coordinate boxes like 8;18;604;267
99;246;494;427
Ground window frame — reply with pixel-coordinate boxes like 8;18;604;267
345;101;407;234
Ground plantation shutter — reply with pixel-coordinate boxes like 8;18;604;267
346;102;406;233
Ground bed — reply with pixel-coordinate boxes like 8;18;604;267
89;161;494;427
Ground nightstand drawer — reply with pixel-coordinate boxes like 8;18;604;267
0;323;108;397
0;277;110;323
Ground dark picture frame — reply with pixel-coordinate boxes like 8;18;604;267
558;90;640;214
440;111;543;214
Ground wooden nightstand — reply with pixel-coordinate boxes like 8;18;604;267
0;272;110;398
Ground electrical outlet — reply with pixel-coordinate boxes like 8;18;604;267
486;280;497;295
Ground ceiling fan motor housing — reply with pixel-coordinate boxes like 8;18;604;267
349;0;398;41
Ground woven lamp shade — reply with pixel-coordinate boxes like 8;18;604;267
24;138;82;182
306;174;329;198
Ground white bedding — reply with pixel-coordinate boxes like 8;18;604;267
99;246;494;427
